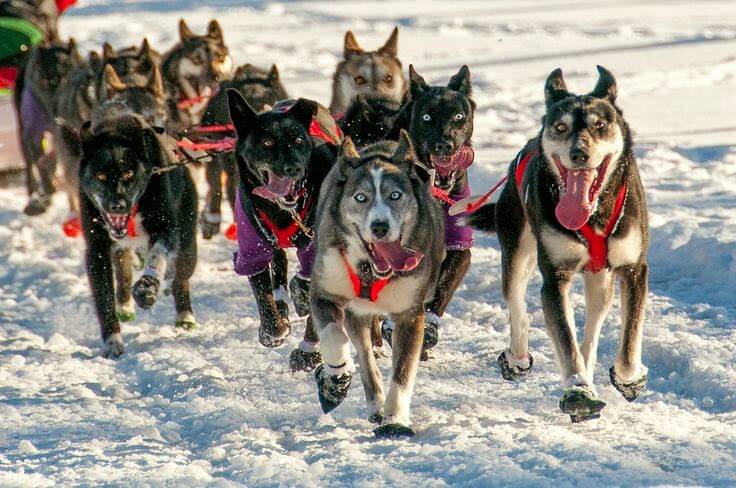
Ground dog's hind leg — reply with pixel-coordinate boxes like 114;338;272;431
610;262;648;401
201;153;225;239
540;265;605;421
375;308;424;438
113;248;136;322
581;270;614;383
345;311;385;423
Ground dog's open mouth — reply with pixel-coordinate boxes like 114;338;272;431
364;239;424;277
253;170;301;205
429;145;474;178
101;211;133;240
552;154;611;230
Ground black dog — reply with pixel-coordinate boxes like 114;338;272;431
337;93;403;149
227;91;340;371
381;65;476;356
199;63;288;239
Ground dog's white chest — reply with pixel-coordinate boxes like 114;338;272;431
539;225;589;268
607;226;642;268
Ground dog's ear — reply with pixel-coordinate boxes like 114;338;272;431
393;129;417;172
268;64;280;82
103;64;127;98
448;65;471;97
207;20;224;42
544;68;570;109
589;65;617;104
102;42;115;62
409;65;428;100
67;38;82;63
338;137;361;177
88;50;101;70
289;98;318;130
227;88;258;136
378;27;399;57
138;38;152;58
344;31;363;58
139;126;166;170
146;65;165;98
179;19;195;41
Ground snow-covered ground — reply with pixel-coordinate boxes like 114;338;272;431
1;0;736;485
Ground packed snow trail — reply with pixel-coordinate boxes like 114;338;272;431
1;0;735;486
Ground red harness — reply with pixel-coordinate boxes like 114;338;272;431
515;149;627;273
127;205;139;238
340;250;391;302
256;196;311;249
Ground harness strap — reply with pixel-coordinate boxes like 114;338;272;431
514;148;627;273
127;204;139;238
340;249;391;302
256;196;312;249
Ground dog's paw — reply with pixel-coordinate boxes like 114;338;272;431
498;349;534;381
368;411;384;425
380;317;394;347
289;346;322;373
132;275;160;309
609;366;647;402
200;211;221;240
288;275;311;317
174;311;197;330
315;364;352;414
102;333;124;358
115;302;136;322
374;417;415;439
422;312;441;351
560;385;606;422
24;193;51;216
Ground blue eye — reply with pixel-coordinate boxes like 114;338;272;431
354;193;367;203
389;191;402;201
422;113;431;122
453;113;465;121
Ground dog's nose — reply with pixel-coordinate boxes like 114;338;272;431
433;141;454;155
571;149;589;166
371;220;389;239
283;165;301;178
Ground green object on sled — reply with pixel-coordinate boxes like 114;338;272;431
0;17;44;64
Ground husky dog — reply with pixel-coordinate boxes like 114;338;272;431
162;19;232;135
14;38;78;215
381;65;475;355
200;63;288;239
310;132;444;438
337;93;403;149
79;79;197;357
329;27;406;115
467;66;649;421
97;38;161;95
227;91;339;371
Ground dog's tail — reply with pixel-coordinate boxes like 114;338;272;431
462;203;496;233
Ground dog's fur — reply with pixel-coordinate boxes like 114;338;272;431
395;65;475;335
329;27;406;115
162;19;232;134
227;91;336;351
310;132;444;435
79;100;197;357
15;39;79;215
467;66;650;416
200;63;288;239
337;93;403;149
97;38;162;96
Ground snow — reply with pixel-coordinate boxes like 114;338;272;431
1;0;735;485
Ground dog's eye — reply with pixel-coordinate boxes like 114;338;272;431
422;113;431;122
294;137;303;145
453;113;465;122
594;120;607;130
218;55;226;63
389;191;402;201
96;173;107;182
354;193;367;203
146;115;156;125
122;170;134;181
192;55;202;65
384;75;393;83
263;139;274;148
554;122;567;133
354;76;366;85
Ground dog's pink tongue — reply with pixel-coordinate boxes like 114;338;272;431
371;241;424;273
555;169;596;230
253;174;294;201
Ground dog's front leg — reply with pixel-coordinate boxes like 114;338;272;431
312;297;352;414
86;236;122;357
610;262;649;401
201;153;224;239
113;248;135;322
345;310;385;423
249;268;290;347
581;270;614;383
425;249;471;349
133;241;170;310
376;308;424;438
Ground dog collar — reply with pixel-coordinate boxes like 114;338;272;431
256;192;313;249
515;148;627;273
340;249;391;303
